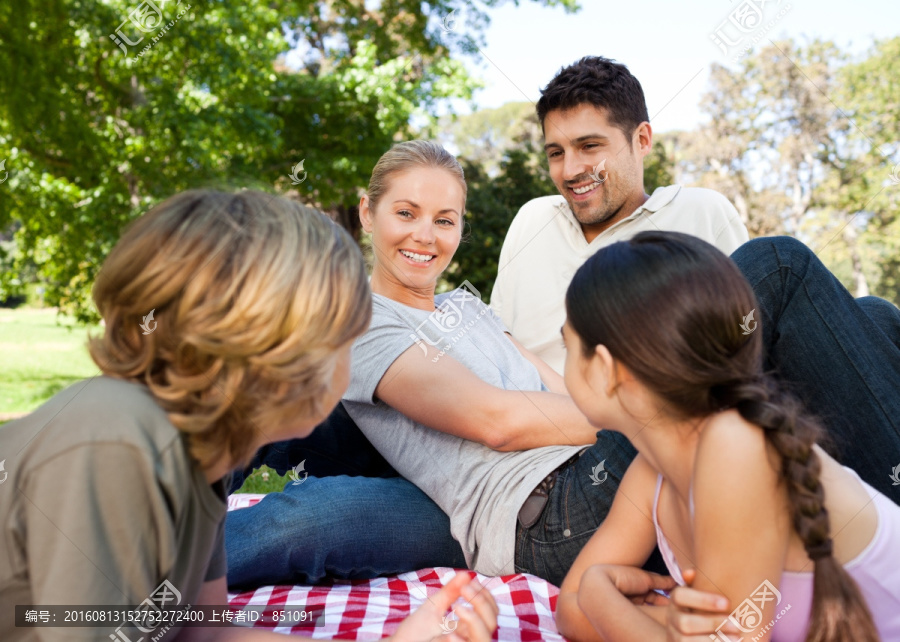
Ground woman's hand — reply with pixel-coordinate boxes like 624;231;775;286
390;572;499;642
666;569;739;641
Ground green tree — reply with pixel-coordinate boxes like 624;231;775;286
450;145;555;300
838;37;900;304
672;38;900;302
439;101;543;176
0;0;578;320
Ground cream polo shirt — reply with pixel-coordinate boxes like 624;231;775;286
490;185;750;374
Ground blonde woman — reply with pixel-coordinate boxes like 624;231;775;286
0;190;497;642
228;142;628;589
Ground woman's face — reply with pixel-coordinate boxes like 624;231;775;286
361;166;465;290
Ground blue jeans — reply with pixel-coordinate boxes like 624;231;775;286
226;475;466;588
226;403;464;588
513;430;664;587
732;237;900;498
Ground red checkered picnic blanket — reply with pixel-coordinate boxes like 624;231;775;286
226;494;567;641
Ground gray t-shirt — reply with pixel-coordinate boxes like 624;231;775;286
343;290;583;576
0;377;227;641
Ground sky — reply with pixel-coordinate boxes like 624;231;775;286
451;0;900;133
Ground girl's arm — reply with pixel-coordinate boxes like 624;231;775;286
576;565;674;641
666;569;739;641
557;456;675;642
504;332;568;394
374;342;598;451
687;412;792;642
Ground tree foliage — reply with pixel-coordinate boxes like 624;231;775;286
671;37;900;303
0;0;578;319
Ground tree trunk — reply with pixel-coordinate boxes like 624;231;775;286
843;222;870;298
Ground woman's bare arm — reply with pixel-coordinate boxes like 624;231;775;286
374;342;598;451
575;565;673;642
505;332;568;395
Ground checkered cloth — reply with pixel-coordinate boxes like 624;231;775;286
226;494;567;640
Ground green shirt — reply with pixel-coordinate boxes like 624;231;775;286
0;377;228;641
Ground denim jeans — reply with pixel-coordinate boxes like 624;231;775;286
225;403;464;588
732;237;900;498
225;474;466;588
513;430;668;587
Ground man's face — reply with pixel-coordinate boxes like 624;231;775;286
543;104;649;234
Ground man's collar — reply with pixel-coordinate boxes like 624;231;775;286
553;184;682;242
637;184;681;214
591;184;683;238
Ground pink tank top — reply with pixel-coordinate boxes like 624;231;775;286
652;469;900;641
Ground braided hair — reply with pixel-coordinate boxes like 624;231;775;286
565;231;879;642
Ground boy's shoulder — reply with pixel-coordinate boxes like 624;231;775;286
0;377;181;474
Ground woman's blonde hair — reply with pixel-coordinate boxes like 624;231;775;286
367;140;467;213
89;189;372;470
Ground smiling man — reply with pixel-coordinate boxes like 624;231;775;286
491;56;749;373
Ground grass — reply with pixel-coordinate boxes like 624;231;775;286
0;306;288;494
0;308;101;417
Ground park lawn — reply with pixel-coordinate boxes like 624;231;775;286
0;308;101;417
0;307;289;493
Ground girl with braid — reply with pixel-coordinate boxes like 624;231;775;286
555;231;900;641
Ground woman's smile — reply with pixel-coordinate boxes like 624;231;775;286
399;248;437;265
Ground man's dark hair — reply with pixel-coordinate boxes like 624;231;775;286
536;56;649;140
